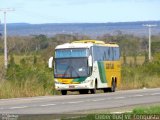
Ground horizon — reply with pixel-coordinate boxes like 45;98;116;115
4;20;160;25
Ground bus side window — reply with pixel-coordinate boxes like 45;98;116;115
105;47;109;60
114;47;120;60
103;47;107;60
108;47;111;60
109;47;114;61
112;47;114;61
117;48;119;60
114;47;117;61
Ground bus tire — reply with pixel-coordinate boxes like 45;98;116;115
103;88;109;93
110;80;116;92
79;90;89;94
61;90;67;95
90;80;97;94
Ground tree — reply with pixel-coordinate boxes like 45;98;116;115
32;34;49;51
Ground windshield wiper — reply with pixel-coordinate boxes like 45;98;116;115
63;65;80;78
63;65;71;77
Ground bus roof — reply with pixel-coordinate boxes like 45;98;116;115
55;40;119;49
72;40;105;44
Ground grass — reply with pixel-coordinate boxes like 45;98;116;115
121;56;145;65
133;106;160;114
61;106;160;120
0;78;45;98
0;55;54;99
0;77;54;99
0;55;4;67
119;54;160;90
0;55;31;79
0;56;5;81
0;55;39;67
119;65;160;90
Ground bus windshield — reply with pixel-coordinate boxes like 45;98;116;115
54;58;89;78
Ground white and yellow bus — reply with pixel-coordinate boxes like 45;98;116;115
49;40;121;95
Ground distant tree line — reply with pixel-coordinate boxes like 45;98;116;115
0;32;160;63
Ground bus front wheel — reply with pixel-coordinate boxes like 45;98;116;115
90;80;97;94
90;88;96;94
61;90;67;95
79;90;89;94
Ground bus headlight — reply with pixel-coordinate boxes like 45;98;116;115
54;79;61;84
81;79;92;84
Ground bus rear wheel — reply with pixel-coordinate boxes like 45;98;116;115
109;80;116;92
61;90;67;95
103;88;109;93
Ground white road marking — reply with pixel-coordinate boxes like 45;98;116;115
0;96;53;102
68;101;84;104
151;93;160;96
105;98;112;100
92;99;105;102
40;104;56;107
114;97;125;99
9;106;28;109
133;94;144;97
61;102;67;104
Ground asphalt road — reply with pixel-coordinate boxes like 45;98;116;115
0;88;160;114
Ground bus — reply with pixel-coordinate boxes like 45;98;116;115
48;40;121;95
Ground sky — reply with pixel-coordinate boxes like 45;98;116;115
0;0;160;24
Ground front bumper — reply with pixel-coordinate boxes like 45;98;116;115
55;82;93;90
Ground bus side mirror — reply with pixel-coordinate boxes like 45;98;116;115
88;55;92;67
48;57;53;68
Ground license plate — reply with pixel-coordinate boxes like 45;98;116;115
69;85;75;88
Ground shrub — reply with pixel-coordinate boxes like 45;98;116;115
1;55;54;98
